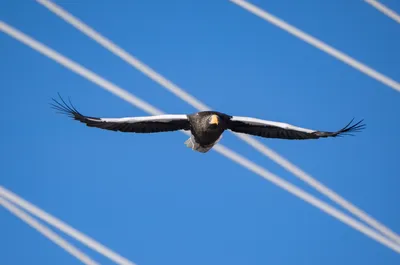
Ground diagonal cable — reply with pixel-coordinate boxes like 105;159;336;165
365;0;400;24
230;0;400;93
0;186;137;265
0;196;100;265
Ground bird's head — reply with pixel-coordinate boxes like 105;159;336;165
208;114;220;129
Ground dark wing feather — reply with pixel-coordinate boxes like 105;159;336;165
50;94;191;133
228;116;365;140
312;118;366;138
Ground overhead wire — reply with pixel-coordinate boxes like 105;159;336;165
1;21;399;254
0;187;137;265
365;0;400;24
35;0;400;245
0;196;100;265
229;0;400;93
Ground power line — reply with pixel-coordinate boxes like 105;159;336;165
1;22;399;254
36;0;207;112
35;0;400;246
365;0;400;24
0;186;137;265
0;196;100;265
230;0;400;93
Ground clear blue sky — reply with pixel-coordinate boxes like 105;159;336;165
1;0;399;264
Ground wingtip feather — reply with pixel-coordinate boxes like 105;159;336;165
50;93;81;120
337;118;366;137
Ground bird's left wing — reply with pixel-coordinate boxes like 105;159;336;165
51;96;190;133
228;116;365;140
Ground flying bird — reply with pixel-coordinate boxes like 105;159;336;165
51;95;365;153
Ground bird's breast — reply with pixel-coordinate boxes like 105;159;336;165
191;129;224;146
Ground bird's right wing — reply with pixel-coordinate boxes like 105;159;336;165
228;116;365;140
51;96;190;133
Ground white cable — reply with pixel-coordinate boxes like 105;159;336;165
36;0;208;112
230;0;400;93
35;0;400;245
1;22;399;254
0;196;100;265
0;187;136;265
365;0;400;24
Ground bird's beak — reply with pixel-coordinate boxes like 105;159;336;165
210;114;219;125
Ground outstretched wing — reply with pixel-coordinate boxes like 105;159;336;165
228;116;365;140
51;96;190;133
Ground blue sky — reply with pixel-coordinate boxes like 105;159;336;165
1;0;399;264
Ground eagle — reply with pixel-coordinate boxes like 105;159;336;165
51;95;365;153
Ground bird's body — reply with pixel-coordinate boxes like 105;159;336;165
188;112;227;142
183;111;230;152
51;96;365;153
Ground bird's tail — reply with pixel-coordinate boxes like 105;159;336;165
184;135;216;153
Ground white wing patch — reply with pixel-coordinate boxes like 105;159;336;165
88;114;188;123
231;116;316;134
